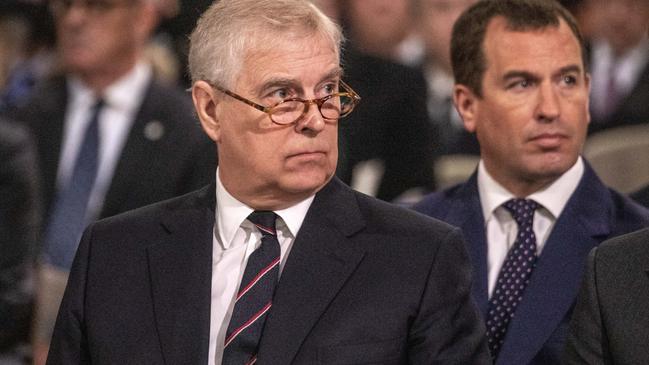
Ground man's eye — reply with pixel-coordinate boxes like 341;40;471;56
508;79;532;90
272;89;289;99
563;75;577;85
322;83;336;95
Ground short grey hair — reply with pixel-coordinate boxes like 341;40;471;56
188;0;344;88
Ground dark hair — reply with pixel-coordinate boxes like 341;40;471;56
451;0;587;97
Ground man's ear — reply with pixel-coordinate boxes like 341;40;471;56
192;80;221;142
453;84;479;133
584;72;591;126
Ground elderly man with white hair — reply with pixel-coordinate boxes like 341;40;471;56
45;0;490;363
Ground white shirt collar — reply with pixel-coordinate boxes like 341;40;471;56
67;61;152;111
215;167;315;249
478;157;585;221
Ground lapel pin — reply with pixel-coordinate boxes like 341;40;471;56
144;120;165;141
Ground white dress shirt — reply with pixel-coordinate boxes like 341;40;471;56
57;61;152;221
208;169;315;365
477;157;584;297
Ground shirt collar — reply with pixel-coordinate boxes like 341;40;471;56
67;61;152;112
478;157;584;221
215;168;315;249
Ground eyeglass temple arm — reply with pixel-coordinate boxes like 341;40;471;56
209;83;269;112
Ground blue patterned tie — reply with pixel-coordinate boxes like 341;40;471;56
41;99;104;270
486;198;539;361
222;211;280;365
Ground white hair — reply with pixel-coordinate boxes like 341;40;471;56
188;0;344;88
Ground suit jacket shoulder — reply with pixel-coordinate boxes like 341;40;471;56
564;227;649;364
48;179;491;364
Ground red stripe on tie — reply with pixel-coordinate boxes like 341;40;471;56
245;355;257;365
224;302;272;348
236;257;280;301
254;223;275;235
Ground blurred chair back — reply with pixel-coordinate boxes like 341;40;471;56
434;154;480;190
583;124;649;193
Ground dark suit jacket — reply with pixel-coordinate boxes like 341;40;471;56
0;119;40;353
631;184;649;208
563;228;649;364
337;48;435;201
589;60;649;134
413;162;649;365
47;178;490;364
12;75;216;222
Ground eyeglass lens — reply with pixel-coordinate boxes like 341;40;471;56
270;94;355;125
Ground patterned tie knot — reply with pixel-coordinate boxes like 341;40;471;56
503;198;538;227
248;211;277;237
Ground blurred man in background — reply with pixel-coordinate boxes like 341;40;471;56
586;0;649;133
317;0;435;201
11;0;215;362
415;0;479;157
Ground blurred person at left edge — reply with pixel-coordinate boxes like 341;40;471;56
10;0;215;362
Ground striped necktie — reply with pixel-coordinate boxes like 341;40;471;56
222;211;281;365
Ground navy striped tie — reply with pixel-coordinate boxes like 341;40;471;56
222;211;280;365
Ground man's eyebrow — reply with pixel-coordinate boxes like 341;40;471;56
502;70;539;82
257;67;344;94
258;77;299;94
502;64;583;82
556;64;582;75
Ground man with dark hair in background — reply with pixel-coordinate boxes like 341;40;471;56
414;1;649;363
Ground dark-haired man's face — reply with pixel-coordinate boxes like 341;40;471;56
455;17;590;196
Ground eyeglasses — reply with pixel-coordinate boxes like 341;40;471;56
207;80;361;126
49;0;132;15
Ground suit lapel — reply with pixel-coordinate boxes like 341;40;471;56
147;184;215;365
497;165;612;365
101;81;167;217
256;178;366;364
446;174;490;316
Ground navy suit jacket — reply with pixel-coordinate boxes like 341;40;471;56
47;178;491;364
413;162;649;364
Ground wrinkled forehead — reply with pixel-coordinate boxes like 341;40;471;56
235;29;341;83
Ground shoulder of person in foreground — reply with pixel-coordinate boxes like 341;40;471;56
605;187;649;233
563;227;649;365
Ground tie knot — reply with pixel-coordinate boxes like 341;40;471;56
503;198;538;226
248;211;277;236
